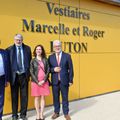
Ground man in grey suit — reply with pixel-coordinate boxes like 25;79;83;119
7;34;32;120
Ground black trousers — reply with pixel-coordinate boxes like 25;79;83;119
11;73;28;118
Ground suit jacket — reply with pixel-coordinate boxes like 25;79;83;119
48;51;74;86
30;57;50;84
6;43;32;85
0;49;10;84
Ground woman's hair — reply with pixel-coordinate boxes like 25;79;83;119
33;44;46;58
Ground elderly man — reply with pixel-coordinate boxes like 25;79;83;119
7;34;32;120
48;40;74;120
0;48;9;120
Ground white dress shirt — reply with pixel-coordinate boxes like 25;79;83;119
0;53;5;76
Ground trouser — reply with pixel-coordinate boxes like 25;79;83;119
0;75;5;120
11;73;28;118
52;81;69;115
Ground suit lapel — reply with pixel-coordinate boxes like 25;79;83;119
60;52;64;67
23;44;27;69
11;45;17;70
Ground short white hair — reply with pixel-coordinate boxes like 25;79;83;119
14;34;23;40
53;40;61;46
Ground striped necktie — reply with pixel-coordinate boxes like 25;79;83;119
17;47;23;72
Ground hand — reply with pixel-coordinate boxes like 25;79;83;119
69;83;73;87
54;67;61;72
38;81;45;86
5;82;9;87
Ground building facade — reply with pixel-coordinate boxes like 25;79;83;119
0;0;120;114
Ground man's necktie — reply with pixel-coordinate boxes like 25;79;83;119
17;47;23;72
57;53;60;80
57;53;60;66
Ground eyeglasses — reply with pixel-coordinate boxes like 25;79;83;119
54;45;61;48
15;39;22;42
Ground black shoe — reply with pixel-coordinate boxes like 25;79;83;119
12;114;18;120
19;116;27;120
12;116;18;120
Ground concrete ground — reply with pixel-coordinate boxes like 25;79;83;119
3;91;120;120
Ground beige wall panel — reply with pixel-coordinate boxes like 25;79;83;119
59;2;80;100
42;0;59;4
60;0;79;7
80;0;120;16
80;54;120;98
69;54;80;100
0;0;28;16
79;10;120;53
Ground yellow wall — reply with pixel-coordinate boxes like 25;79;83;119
80;0;120;97
0;0;120;114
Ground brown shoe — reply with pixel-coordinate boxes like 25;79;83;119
51;113;59;119
39;118;45;120
64;115;71;120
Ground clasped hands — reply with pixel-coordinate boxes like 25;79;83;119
38;80;45;86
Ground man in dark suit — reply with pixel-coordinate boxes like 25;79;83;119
0;48;10;120
48;40;74;120
7;34;32;120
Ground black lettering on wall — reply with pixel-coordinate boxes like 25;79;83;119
22;19;34;32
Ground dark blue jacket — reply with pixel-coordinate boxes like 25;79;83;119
6;44;32;85
48;52;74;86
0;49;10;84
